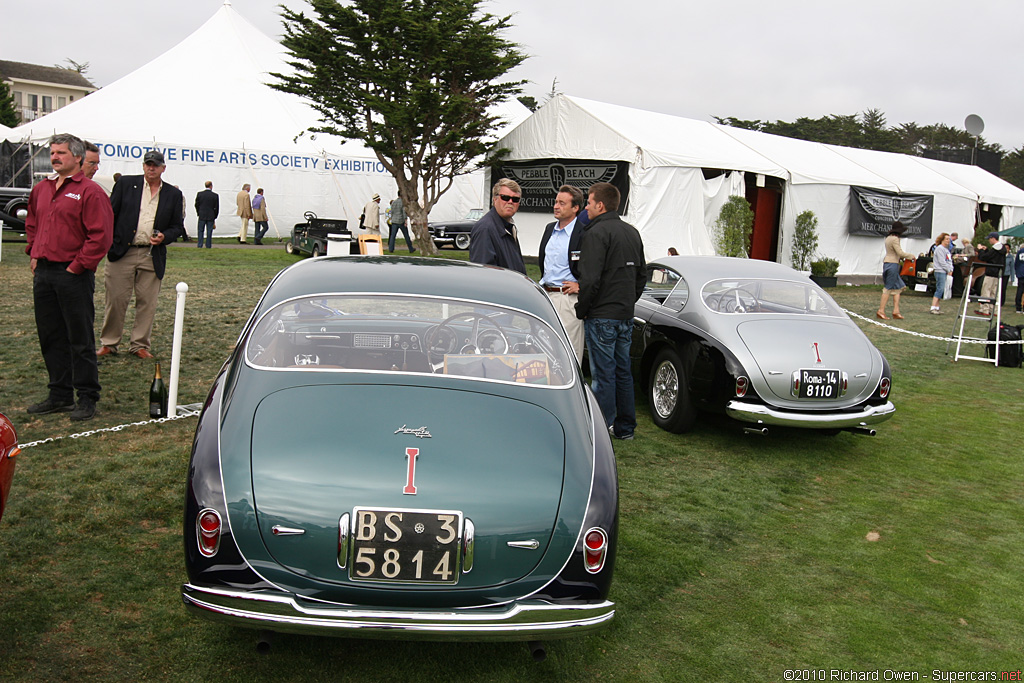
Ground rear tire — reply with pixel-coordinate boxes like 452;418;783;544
648;347;696;433
454;233;471;250
311;244;321;258
285;240;296;255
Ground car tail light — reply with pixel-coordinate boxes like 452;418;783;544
583;528;608;574
196;508;222;557
735;376;748;398
878;377;891;399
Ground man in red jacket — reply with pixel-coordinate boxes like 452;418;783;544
24;133;113;422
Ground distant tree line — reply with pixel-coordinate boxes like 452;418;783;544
714;109;1024;191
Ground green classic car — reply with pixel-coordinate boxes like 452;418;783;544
183;256;618;656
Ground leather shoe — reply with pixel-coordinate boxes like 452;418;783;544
69;397;97;422
892;313;904;320
131;348;155;359
875;311;888;320
96;346;117;357
27;397;74;415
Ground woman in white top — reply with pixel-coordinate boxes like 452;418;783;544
930;233;953;314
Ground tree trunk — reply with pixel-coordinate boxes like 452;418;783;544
404;200;439;256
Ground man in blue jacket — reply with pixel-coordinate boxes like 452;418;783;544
538;184;585;361
469;178;526;274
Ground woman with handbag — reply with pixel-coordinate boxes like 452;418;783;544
877;221;914;320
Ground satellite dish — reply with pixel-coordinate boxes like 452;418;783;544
965;114;985;137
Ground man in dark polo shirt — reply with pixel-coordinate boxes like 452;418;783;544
24;133;114;421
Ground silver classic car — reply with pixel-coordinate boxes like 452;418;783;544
631;256;894;435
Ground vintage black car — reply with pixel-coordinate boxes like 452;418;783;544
0;187;30;238
428;208;484;250
285;212;352;257
631;256;894;436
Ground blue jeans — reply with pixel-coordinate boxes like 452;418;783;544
197;220;214;248
388;222;415;253
254;221;269;241
585;318;636;437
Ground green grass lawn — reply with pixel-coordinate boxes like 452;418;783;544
1;244;1022;681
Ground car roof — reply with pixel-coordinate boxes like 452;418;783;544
648;255;807;284
259;255;558;322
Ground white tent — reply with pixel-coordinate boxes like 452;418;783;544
11;2;529;237
0;123;13;139
498;94;1024;277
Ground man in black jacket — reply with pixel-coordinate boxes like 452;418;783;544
194;180;219;249
576;182;645;440
469;178;526;274
538;184;585;362
975;232;1005;316
97;150;184;359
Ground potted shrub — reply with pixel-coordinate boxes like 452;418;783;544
810;257;840;288
713;195;755;258
790;210;819;272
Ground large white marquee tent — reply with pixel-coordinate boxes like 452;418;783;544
6;2;529;238
498;95;1024;277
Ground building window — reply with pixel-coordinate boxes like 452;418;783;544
28;94;38;111
12;91;22;106
58;96;66;108
42;96;52;113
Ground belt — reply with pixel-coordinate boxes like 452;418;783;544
543;285;563;293
129;244;151;248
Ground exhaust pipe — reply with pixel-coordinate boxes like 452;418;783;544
527;640;547;662
743;426;768;436
256;630;275;654
845;426;877;437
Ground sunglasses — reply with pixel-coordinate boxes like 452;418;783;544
497;194;521;204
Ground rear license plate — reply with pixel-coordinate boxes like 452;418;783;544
350;508;462;584
798;368;841;399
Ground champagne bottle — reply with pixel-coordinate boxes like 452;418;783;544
150;362;168;418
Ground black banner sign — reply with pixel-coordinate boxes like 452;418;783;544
848;186;933;237
490;159;630;214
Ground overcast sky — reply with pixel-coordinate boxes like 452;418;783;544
6;0;1023;149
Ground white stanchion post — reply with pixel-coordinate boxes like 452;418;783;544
169;282;188;416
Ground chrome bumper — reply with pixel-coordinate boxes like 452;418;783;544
182;584;614;641
725;400;895;429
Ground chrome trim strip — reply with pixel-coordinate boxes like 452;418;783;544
507;540;540;550
725;400;895;428
337;513;350;569
462;519;475;573
271;526;305;536
182;584;614;640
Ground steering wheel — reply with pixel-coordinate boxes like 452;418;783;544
304;211;317;222
424;312;509;367
716;287;758;313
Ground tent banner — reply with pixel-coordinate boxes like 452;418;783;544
491;159;630;213
848;186;933;237
93;141;390;175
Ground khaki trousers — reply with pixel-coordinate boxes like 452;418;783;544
99;247;162;352
547;290;585;364
238;217;250;242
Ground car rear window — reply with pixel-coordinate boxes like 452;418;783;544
701;278;843;316
245;294;576;387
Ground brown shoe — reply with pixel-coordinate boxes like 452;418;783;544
96;346;117;357
131;348;155;359
875;311;888;320
892;313;904;320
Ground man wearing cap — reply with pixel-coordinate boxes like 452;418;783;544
362;193;381;236
97;150;184;359
975;232;1005;316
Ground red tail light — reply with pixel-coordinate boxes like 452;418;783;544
878;377;891;399
735;376;748;398
583;528;608;574
197;508;222;557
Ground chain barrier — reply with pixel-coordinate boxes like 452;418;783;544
17;408;201;450
843;308;1024;345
